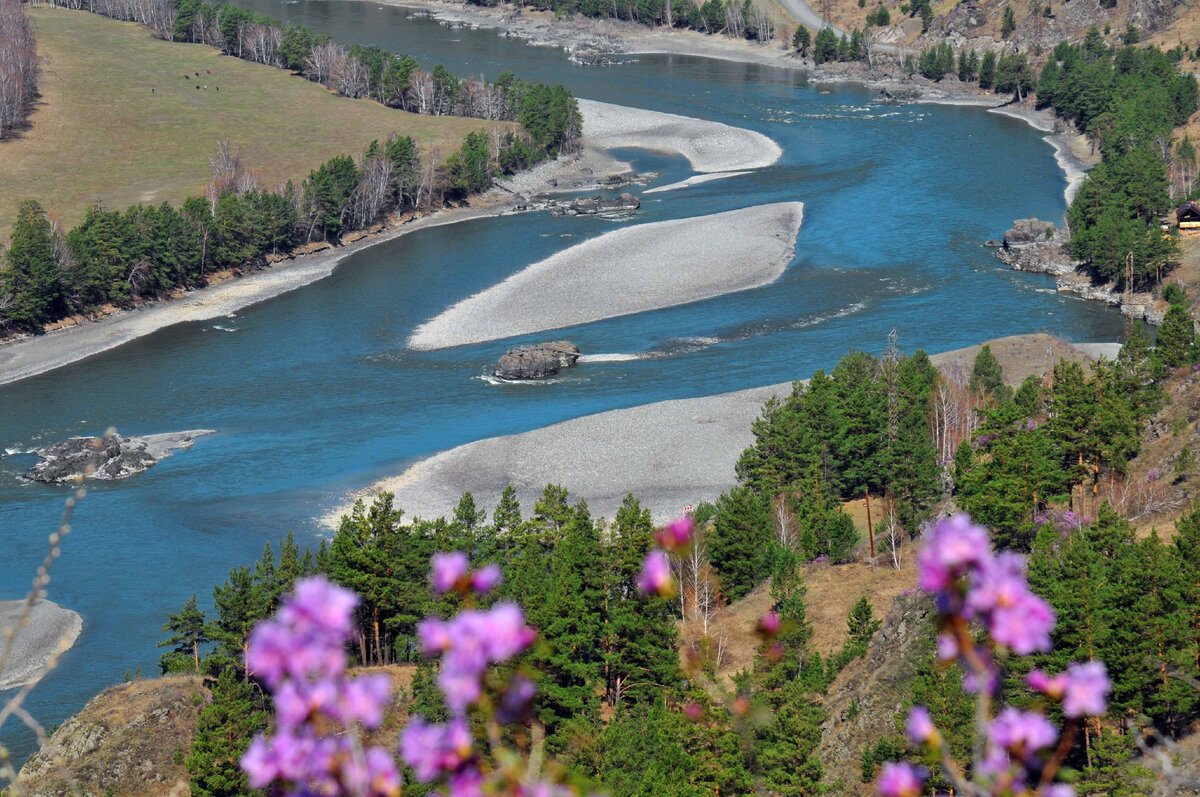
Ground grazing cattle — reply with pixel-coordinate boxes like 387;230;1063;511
196;85;200;89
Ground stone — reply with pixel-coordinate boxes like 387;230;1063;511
24;430;214;483
493;341;581;380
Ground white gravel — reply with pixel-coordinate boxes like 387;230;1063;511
322;383;791;526
578;98;782;173
408;202;804;350
0;599;83;692
643;171;751;194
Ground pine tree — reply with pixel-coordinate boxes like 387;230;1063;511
453;491;487;532
185;669;268;797
969;344;1009;401
492;485;523;537
846;596;881;648
2;200;62;330
208;566;269;673
605;496;682;707
710;486;771;600
159;595;210;673
1156;302;1195;368
1001;4;1017;38
530;503;605;736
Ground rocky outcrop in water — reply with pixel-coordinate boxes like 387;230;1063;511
24;430;214;483
546;193;640;217
494;342;580;380
994;218;1165;325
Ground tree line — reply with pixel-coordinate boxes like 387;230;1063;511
0;99;574;333
468;0;778;44
0;0;38;140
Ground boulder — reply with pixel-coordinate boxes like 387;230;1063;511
25;430;214;483
1003;218;1059;247
494;341;580;380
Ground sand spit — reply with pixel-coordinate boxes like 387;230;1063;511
323;383;790;526
578;99;782;173
325;335;1120;527
643;171;751;194
409;202;804;350
0;599;83;692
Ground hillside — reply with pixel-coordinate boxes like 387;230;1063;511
0;7;500;239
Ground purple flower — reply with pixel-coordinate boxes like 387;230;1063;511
471;563;503;594
431;551;470;594
1059;662;1110;717
917;514;990;592
876;762;926;797
400;717;473;782
906;706;938;746
1148;467;1163;482
422;603;536;715
988;590;1055;655
1041;786;1076;797
757;611;781;636
279;577;358;637
637;550;673;596
338;673;391;728
989;707;1058;758
497;675;537;724
655;516;694;551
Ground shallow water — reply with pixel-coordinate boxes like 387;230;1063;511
0;2;1125;760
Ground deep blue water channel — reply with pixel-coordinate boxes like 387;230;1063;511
1;1;1125;759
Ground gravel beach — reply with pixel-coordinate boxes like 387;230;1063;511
643;171;751;194
408;202;804;350
0;599;83;692
323;383;790;525
578;99;782;173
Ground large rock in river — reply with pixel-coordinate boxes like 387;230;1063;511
25;429;214;483
494;342;580;380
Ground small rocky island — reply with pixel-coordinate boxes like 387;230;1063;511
25;429;214;483
494;342;581;380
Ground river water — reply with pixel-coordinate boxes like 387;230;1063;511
0;1;1124;760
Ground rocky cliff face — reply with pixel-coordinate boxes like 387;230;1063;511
817;592;935;795
15;676;205;796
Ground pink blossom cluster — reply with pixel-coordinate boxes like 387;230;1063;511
637;515;694;597
879;514;1111;797
402;553;579;797
241;577;400;797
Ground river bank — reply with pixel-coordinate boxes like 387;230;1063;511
0;599;83;692
0;142;636;386
322;334;1121;526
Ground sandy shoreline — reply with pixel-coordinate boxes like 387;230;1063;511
409;202;804;349
323;335;1122;526
0;599;83;692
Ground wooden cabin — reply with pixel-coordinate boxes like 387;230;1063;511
1178;202;1200;232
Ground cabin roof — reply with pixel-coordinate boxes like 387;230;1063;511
1177;201;1200;219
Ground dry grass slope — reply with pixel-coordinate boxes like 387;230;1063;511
0;7;498;240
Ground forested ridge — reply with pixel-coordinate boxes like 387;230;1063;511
141;329;1200;796
0;3;580;334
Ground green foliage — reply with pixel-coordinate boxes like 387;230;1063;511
792;24;811;55
185;669;268;797
709;486;771;599
866;4;890;26
969;344;1011;402
1;201;63;331
1156;301;1196;368
979;50;997;89
1001;4;1016;37
918;43;955;81
846;596;881;647
158;595;210;673
327;493;436;665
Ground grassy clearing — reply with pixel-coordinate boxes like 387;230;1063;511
0;8;503;239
